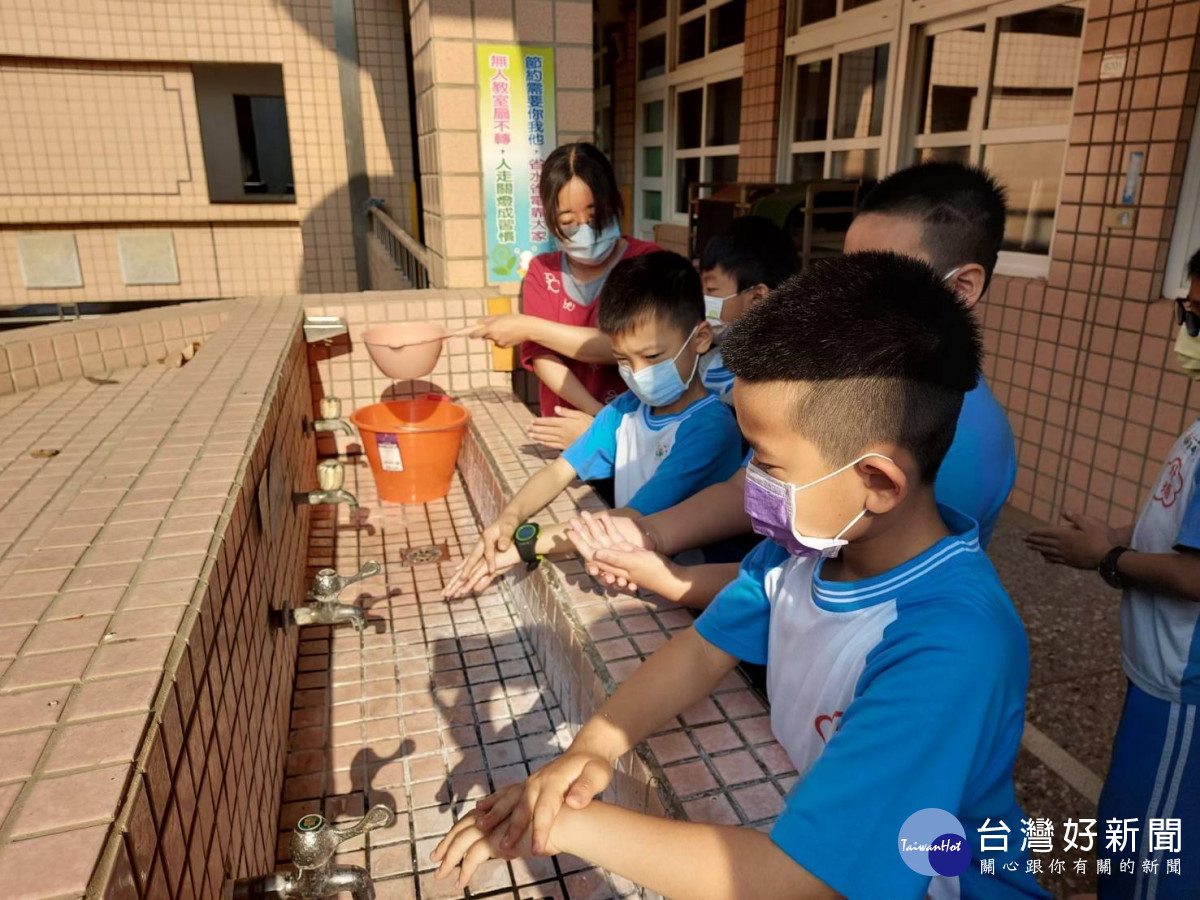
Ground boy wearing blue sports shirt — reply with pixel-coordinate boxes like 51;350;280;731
698;215;797;404
443;251;742;599
1027;248;1200;900
431;253;1048;900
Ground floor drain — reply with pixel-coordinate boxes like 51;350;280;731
403;545;445;566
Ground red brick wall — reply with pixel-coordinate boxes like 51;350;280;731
737;0;787;183
614;2;638;234
980;0;1200;523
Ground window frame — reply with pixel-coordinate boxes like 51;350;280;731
636;92;668;239
1164;95;1200;299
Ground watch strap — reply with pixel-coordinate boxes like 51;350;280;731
513;522;541;571
1098;545;1130;589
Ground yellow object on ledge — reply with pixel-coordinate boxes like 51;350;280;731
488;296;515;371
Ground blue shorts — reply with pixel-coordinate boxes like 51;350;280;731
1096;680;1199;899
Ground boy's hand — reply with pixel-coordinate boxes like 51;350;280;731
444;512;520;598
442;544;520;598
480;747;612;854
528;407;594;451
1025;510;1122;569
470;314;532;348
568;511;660;591
431;786;543;888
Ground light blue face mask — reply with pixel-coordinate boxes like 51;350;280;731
560;219;621;265
618;326;700;407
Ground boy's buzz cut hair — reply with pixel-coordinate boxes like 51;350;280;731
1188;247;1200;281
700;216;797;292
722;252;983;483
598;251;704;338
857;161;1007;287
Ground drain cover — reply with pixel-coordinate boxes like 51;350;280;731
403;545;445;566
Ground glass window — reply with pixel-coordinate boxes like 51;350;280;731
706;78;742;146
918;146;971;164
831;148;879;180
842;0;882;9
794;59;832;142
988;6;1084;128
679;17;707;64
681;0;706;12
639;35;667;80
644;100;664;134
644;145;664;177
792;152;825;182
800;0;836;26
918;26;986;134
644;190;663;221
983;141;1065;255
640;0;667;26
710;0;747;52
677;88;704;149
834;45;888;139
676;157;701;213
708;155;739;183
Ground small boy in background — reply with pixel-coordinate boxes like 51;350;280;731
444;251;742;598
432;253;1048;899
698;215;798;404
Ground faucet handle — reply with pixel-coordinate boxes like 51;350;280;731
319;396;343;419
288;806;396;872
330;804;396;846
317;459;344;491
344;560;381;586
308;560;380;601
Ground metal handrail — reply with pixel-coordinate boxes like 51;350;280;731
365;203;431;289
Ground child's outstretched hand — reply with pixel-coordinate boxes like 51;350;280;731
568;511;682;597
528;407;594;451
1025;509;1122;569
431;786;545;888
443;512;520;598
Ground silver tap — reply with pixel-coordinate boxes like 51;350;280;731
287;561;380;632
312;397;355;437
226;805;396;900
293;460;358;510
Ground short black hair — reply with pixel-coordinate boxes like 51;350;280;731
598;251;704;338
1188;248;1200;281
722;252;982;482
539;142;623;241
857;162;1007;287
700;216;797;291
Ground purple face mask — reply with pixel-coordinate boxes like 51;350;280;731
743;455;894;558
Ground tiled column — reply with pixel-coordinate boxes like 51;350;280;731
737;0;787;183
613;2;638;233
978;0;1200;523
409;0;594;288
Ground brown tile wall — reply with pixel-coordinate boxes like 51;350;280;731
0;296;317;899
983;0;1200;524
0;301;231;396
1;0;416;298
613;2;639;233
737;0;787;183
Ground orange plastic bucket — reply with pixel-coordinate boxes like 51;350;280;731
350;397;470;503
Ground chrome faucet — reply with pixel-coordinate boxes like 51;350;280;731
312;397;355;437
226;805;396;900
287;561;380;632
293;460;358;510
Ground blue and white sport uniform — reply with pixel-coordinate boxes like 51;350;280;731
1096;415;1200;900
696;507;1048;900
737;376;1016;549
562;391;743;514
699;347;735;405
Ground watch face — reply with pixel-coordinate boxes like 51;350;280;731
515;523;537;542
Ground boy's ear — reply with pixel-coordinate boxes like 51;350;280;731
693;320;715;355
947;264;987;309
858;451;908;516
745;283;771;310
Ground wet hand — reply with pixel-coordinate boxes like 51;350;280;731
443;513;519;598
1025;510;1121;569
430;788;542;889
491;748;611;855
568;511;657;590
528;408;594;451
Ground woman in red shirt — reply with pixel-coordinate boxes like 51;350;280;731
471;142;659;449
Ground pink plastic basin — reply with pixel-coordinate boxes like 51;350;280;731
361;322;447;380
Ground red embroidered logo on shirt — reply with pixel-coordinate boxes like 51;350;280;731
1155;458;1185;508
814;710;843;743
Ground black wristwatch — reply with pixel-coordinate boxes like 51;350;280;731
1098;545;1130;589
513;522;542;571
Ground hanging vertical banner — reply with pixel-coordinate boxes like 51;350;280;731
477;44;557;284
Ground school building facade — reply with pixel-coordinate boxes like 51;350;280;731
2;0;1199;527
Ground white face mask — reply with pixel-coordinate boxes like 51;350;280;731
703;293;733;323
560;220;621;265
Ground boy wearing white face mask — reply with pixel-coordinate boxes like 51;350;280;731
697;216;798;404
1026;248;1200;900
430;253;1047;900
443;252;742;599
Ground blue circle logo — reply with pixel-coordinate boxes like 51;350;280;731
898;808;971;877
